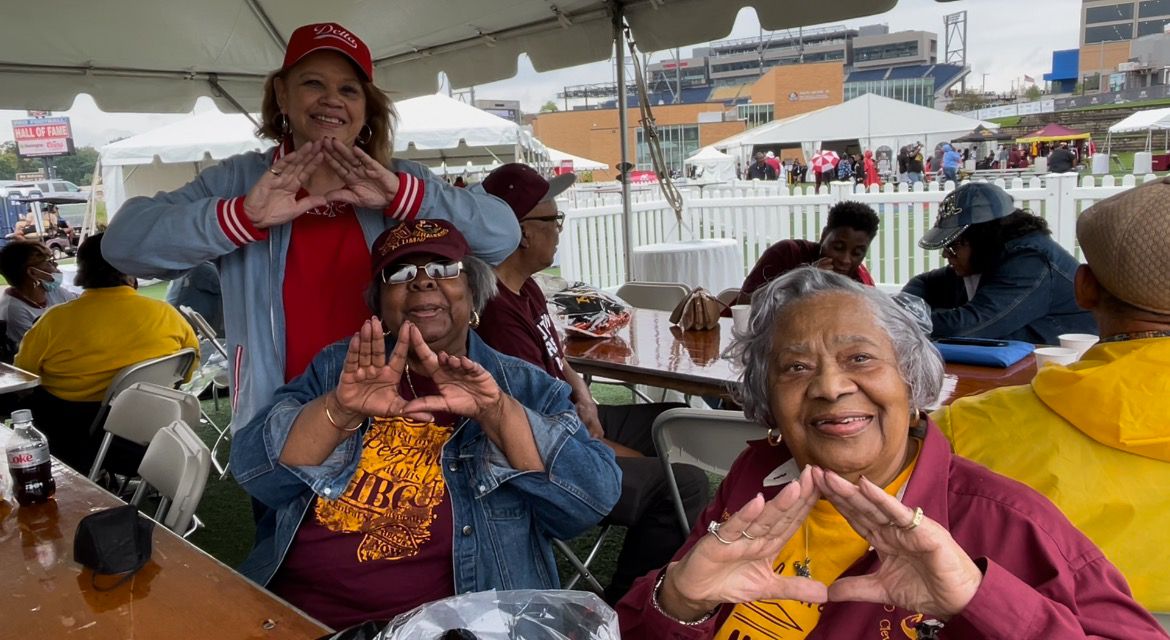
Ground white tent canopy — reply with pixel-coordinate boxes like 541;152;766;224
714;93;998;164
100;95;547;213
685;146;736;182
547;147;608;171
0;1;896;113
1108;107;1170;133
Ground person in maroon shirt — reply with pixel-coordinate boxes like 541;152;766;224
477;163;710;604
735;201;879;307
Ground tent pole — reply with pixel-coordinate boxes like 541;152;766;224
614;2;634;282
207;75;260;127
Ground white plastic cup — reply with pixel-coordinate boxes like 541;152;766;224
731;304;752;333
1058;333;1099;358
1034;347;1079;367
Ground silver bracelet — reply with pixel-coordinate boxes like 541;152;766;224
650;567;718;626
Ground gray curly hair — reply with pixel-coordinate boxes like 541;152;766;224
727;267;944;427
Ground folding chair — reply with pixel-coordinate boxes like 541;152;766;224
553;531;614;594
85;348;198;481
131;419;212;536
652;408;769;536
178;305;232;475
615;281;691;312
88;382;199;482
716;287;741;307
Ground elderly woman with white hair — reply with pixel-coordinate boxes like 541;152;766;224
617;267;1163;639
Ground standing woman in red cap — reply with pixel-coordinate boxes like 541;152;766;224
101;23;518;434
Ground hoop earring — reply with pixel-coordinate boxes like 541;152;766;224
278;113;290;138
767;427;783;446
357;123;373;145
469;311;480;328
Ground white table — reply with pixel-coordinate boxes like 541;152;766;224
0;362;39;393
631;238;743;293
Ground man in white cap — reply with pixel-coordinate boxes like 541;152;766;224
933;177;1170;614
475;163;709;604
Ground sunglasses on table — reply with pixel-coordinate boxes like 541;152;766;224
522;212;566;230
380;260;463;285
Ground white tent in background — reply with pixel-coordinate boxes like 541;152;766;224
100;111;271;215
547;147;609;172
394;94;548;168
713;93;997;163
685;146;736;183
1106;107;1170;152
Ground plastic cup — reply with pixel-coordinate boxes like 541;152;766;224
731;304;751;333
1034;347;1079;367
1058;333;1099;357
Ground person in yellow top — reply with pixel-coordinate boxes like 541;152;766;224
14;232;198;473
933;177;1170;614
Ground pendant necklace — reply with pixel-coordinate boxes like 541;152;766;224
793;523;812;579
405;366;419;399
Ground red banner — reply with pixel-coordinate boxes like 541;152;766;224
12;116;75;158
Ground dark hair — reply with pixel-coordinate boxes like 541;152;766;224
825;201;880;238
74;233;129;289
258;60;395;167
958;209;1050;275
0;240;48;288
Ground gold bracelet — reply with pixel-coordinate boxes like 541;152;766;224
323;392;362;432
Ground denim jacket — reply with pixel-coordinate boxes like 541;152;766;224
902;231;1097;344
229;332;622;590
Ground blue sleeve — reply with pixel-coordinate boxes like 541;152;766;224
397;160;520;266
928;251;1053;339
229;341;364;509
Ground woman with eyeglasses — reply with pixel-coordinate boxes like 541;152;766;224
0;240;77;348
230;219;621;629
904;183;1095;344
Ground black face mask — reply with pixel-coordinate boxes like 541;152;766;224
73;505;154;591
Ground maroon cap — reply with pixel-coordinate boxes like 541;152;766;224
371;220;469;277
482;163;576;220
283;23;373;81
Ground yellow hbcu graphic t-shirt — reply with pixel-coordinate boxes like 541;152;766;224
715;452;919;640
270;408;457;629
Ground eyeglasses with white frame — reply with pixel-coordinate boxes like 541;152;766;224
380;260;464;285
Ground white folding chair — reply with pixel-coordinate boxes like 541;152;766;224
616;281;691;312
652;408;769;536
88;382;198;482
131;420;211;536
85;348;198;442
716;287;741;307
178;305;232;475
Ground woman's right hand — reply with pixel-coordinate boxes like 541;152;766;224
242;140;329;229
658;466;826;621
333;316;418;421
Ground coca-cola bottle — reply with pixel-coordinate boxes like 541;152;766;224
6;410;55;506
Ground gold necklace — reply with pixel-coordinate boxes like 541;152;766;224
793;522;812;579
404;366;419;399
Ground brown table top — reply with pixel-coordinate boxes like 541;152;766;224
0;461;330;639
563;307;1038;404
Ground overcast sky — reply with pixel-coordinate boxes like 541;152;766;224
0;0;1081;148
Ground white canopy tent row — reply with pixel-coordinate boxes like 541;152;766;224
1106;107;1170;153
713;93;999;169
99;94;547;215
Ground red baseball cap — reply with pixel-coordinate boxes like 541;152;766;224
283;23;373;81
371;220;470;277
482;163;576;220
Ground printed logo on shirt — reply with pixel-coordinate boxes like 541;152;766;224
536;312;563;373
314;416;452;562
302;201;352;218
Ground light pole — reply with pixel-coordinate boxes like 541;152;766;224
981;73;989;94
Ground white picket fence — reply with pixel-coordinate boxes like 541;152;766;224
558;173;1157;290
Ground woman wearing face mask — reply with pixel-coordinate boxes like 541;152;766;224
14;234;199;472
0;240;77;349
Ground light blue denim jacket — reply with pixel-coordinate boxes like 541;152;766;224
229;332;622;590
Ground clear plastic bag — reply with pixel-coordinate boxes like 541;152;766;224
378;590;619;640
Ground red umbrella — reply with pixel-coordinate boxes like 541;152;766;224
811;150;840;174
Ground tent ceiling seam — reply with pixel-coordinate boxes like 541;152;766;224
244;0;286;54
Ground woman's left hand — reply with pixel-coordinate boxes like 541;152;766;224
399;322;505;422
321;137;400;209
813;467;983;620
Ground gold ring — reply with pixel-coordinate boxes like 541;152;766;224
740;530;757;541
268;168;281;177
902;506;924;531
707;521;738;545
